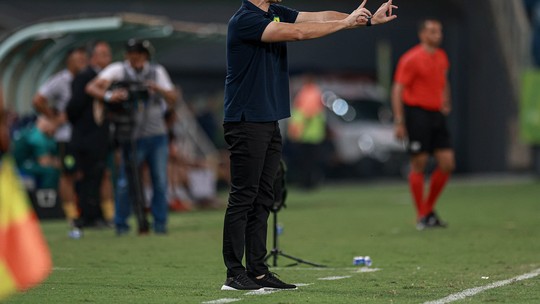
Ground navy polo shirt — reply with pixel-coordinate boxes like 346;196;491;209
224;0;299;122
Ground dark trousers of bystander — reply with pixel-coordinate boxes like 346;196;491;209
75;150;106;226
222;121;282;278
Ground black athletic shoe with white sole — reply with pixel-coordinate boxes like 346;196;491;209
427;211;448;228
249;272;297;289
221;274;263;291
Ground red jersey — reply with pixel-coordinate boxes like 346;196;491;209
394;45;449;111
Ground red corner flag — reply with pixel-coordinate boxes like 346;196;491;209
0;156;52;300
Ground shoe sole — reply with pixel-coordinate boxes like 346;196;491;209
221;285;263;291
262;286;298;290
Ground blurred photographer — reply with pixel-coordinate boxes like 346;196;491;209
86;39;177;235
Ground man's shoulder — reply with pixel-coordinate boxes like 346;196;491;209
404;45;423;56
98;62;124;80
399;45;424;64
435;48;449;58
44;69;71;85
39;69;71;94
270;4;296;14
104;62;124;71
230;7;261;25
152;63;170;74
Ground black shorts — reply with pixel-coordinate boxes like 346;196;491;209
57;142;77;174
404;105;452;155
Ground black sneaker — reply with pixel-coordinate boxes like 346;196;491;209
221;274;263;291
250;272;296;290
427;212;448;228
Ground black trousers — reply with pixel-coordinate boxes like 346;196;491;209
75;150;106;226
222;121;282;278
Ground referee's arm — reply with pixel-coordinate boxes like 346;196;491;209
391;82;407;141
442;75;452;115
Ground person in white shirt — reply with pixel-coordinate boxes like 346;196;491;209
32;47;88;228
87;39;177;235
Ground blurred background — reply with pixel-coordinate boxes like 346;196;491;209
1;0;539;189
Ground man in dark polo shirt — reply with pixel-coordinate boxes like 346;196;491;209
221;0;398;291
391;18;454;230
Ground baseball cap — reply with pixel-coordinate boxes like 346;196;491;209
125;39;153;57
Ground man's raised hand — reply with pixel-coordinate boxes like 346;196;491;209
345;0;372;28
371;0;398;25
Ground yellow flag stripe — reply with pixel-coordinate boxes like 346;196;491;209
0;157;31;229
0;261;17;300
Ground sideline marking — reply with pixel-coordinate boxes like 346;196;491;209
294;283;313;287
318;276;352;281
204;268;376;303
424;268;540;304
355;267;381;273
273;267;359;271
202;298;241;304
245;289;280;296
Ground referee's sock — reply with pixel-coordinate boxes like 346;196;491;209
425;168;450;214
408;171;425;219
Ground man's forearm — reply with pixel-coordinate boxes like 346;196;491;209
262;20;350;43
33;95;55;119
161;89;178;106
297;11;348;23
319;11;349;21
86;80;107;100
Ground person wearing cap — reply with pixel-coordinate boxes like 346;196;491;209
221;0;397;291
86;39;178;235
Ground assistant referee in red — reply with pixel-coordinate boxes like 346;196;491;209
391;18;454;230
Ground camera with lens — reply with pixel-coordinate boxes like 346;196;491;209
105;80;150;143
107;80;150;110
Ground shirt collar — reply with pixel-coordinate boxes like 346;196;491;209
243;0;271;15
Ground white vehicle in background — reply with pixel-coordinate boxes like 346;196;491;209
289;75;408;179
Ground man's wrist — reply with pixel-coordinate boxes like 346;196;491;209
103;90;113;102
394;117;404;125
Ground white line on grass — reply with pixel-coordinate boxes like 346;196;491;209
272;267;353;271
423;268;540;304
318;276;352;281
294;283;314;287
244;289;281;296
202;298;241;304
204;268;377;303
355;267;381;273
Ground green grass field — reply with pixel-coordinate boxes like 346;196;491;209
5;178;540;304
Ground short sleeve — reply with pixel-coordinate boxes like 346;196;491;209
234;11;272;42
441;50;450;71
97;63;124;82
155;65;174;91
272;5;299;23
394;56;415;86
38;76;61;101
